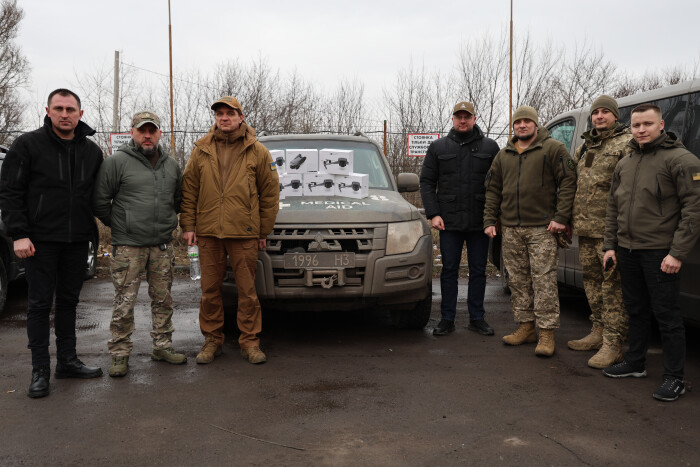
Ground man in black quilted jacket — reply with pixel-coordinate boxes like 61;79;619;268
420;101;499;337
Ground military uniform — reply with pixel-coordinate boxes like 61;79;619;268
484;126;577;330
571;123;631;347
93;112;184;369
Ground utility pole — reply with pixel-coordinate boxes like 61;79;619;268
168;0;176;163
112;51;120;133
509;0;513;140
383;120;387;156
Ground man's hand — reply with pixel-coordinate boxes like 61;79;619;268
603;250;616;269
660;254;682;274
14;238;35;259
258;238;267;251
547;220;566;234
430;216;445;231
484;226;497;238
182;231;197;246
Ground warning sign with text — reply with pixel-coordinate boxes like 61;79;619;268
109;133;131;155
407;133;439;157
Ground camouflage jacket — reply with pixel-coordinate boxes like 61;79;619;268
572;124;631;238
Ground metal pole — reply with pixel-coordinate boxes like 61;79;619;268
383;120;387;155
112;51;119;133
168;0;176;162
509;0;513;140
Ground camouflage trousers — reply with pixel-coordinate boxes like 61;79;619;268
502;226;560;329
578;236;628;344
108;244;175;356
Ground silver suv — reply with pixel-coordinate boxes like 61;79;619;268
223;134;433;329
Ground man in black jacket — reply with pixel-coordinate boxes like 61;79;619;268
0;89;104;398
420;101;500;336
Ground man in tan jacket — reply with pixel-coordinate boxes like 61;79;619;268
181;96;279;365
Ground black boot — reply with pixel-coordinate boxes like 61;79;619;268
55;356;103;379
28;365;51;398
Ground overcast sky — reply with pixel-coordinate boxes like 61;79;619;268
15;0;700;123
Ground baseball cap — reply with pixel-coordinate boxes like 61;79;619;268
131;111;160;129
211;96;243;113
453;101;475;115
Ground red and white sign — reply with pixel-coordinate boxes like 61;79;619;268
407;133;439;157
109;133;131;154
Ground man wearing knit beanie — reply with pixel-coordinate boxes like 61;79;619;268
484;105;577;357
568;95;631;368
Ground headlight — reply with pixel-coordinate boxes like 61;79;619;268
386;219;425;255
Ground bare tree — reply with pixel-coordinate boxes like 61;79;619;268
0;0;30;146
456;31;509;139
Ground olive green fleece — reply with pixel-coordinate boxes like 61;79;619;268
604;131;700;261
484;127;577;228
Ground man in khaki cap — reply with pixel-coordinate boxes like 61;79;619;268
93;110;186;377
484;105;577;357
420;101;499;337
568;95;631;368
180;97;279;365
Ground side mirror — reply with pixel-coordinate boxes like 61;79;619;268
397;172;419;193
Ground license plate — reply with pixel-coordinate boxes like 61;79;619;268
284;252;355;269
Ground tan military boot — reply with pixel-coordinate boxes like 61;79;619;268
196;339;223;364
151;347;187;365
502;322;537;346
241;346;267;364
567;324;603;351
109;356;129;377
587;338;623;369
535;328;555;357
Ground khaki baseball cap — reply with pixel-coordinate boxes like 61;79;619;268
453;101;475;115
211;96;243;113
131;111;160;129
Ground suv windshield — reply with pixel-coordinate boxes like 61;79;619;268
261;139;392;189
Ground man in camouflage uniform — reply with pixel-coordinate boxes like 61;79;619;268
93;111;185;377
484;106;577;357
568;95;631;368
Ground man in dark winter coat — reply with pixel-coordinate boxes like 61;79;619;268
420;101;499;337
0;89;104;399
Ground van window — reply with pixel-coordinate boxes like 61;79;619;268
548;119;576;153
619;92;697;152
684;91;699;156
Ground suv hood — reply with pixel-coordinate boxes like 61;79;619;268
276;189;419;223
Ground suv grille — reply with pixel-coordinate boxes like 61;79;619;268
266;225;384;287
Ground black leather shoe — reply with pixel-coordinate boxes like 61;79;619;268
55;357;103;379
468;319;495;336
28;365;51;398
433;319;455;336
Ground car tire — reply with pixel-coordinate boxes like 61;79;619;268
392;284;433;330
85;236;97;280
0;256;8;313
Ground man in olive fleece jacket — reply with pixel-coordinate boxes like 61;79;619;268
484;105;577;357
93;111;186;377
602;103;700;402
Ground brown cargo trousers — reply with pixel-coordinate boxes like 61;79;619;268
198;237;262;349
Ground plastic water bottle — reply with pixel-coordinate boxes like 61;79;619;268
188;245;201;280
